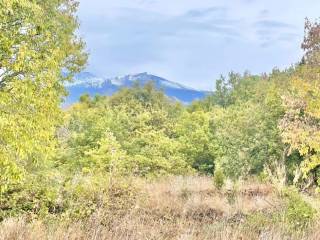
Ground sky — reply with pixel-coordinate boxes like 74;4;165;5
77;0;320;90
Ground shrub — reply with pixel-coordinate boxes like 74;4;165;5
282;188;315;229
0;171;139;223
0;172;61;221
213;169;225;190
59;174;139;222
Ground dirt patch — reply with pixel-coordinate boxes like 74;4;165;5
239;186;273;197
185;206;224;223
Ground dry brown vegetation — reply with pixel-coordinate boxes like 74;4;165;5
1;176;320;240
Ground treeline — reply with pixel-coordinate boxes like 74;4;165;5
1;0;320;221
61;38;320;188
58;67;303;185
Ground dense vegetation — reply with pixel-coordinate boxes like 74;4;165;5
1;1;320;239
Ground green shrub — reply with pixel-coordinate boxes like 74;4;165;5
0;172;61;221
282;188;315;229
213;169;225;190
0;171;139;223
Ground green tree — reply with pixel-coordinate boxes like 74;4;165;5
176;110;215;173
0;0;87;193
212;73;287;182
58;84;190;176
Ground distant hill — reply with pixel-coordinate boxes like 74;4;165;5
64;72;210;105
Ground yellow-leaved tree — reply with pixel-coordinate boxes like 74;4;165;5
279;19;320;188
0;0;87;193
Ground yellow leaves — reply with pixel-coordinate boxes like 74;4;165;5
301;155;320;178
0;151;24;194
0;0;86;192
280;65;320;183
292;66;320;119
299;145;309;156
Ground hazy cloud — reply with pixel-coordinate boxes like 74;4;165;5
255;20;296;29
185;7;227;18
254;20;299;47
78;0;320;90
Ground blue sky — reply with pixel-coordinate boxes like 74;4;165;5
78;0;320;90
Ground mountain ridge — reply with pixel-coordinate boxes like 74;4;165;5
64;72;210;105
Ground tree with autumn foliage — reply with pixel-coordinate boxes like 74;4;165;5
279;19;320;189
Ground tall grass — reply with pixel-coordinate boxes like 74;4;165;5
1;176;319;240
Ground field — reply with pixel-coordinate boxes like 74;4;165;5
1;176;320;240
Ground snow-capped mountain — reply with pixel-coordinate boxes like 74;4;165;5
64;72;210;105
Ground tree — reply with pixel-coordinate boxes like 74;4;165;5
279;19;320;188
0;0;87;193
176;110;215;173
301;18;320;66
59;84;191;176
212;74;287;183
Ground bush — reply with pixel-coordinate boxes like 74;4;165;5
57;173;139;222
282;188;315;229
0;171;139;223
0;171;63;221
213;169;225;190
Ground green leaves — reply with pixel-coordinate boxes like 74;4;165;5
210;73;286;180
57;85;194;177
176;110;215;173
0;0;86;193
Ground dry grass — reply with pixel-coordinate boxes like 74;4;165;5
1;176;320;240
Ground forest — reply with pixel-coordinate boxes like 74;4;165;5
1;1;320;239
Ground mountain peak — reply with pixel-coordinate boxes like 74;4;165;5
64;72;210;106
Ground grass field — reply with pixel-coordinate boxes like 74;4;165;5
1;176;320;240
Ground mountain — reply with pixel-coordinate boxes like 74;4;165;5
64;72;210;105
